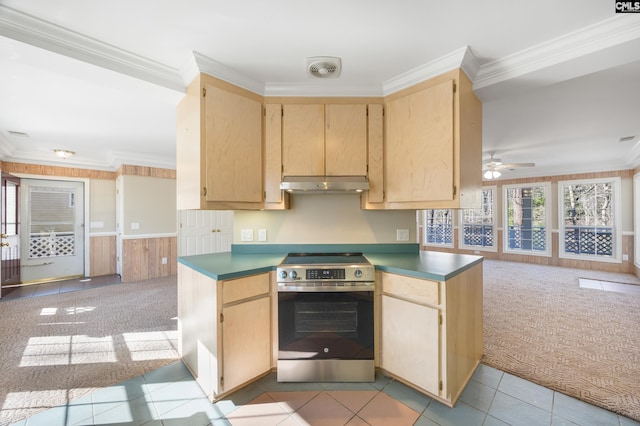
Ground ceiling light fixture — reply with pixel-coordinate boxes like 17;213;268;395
483;170;501;180
54;149;75;158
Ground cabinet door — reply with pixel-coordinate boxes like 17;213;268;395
381;295;440;395
325;104;367;176
282;104;325;176
385;79;454;202
204;84;263;202
222;296;271;392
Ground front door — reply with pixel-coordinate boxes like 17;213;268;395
20;179;85;283
1;173;21;298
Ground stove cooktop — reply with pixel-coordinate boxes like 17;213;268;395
279;252;370;266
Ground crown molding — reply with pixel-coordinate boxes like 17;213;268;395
187;51;265;94
0;5;185;92
382;46;479;96
474;15;640;91
263;82;383;98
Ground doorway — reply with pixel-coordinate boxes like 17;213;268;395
19;179;85;283
1;173;21;298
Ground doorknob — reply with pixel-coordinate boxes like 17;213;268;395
1;242;9;247
1;234;7;239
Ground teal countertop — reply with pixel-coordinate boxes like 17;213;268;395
178;244;482;281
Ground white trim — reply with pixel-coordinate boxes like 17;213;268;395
502;182;553;257
0;5;185;92
382;46;479;96
474;15;640;91
557;177;622;263
635;173;640;269
89;232;117;237
120;233;177;240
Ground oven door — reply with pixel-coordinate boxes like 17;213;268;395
277;289;374;382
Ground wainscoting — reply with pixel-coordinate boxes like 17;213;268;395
90;235;117;277
121;237;177;282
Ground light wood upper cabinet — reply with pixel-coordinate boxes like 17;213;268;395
385;79;454;202
281;103;369;177
363;68;482;210
325;104;368;176
176;73;264;210
282;104;325;176
204;84;262;203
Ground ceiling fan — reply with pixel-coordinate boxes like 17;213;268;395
482;153;535;179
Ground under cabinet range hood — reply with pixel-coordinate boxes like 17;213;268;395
280;176;370;193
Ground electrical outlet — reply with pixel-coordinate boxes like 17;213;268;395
258;229;267;242
240;229;254;242
396;229;409;241
131;222;140;230
162;257;167;265
623;254;629;261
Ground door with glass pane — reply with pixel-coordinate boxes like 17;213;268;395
1;173;21;297
20;179;84;283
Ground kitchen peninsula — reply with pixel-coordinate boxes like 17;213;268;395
177;244;483;407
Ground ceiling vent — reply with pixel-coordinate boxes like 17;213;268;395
306;57;342;78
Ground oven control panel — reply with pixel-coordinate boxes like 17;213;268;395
276;265;375;286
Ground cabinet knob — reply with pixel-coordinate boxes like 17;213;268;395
1;242;9;247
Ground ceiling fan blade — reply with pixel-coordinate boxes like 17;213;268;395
496;162;535;169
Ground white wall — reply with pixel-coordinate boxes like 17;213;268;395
234;194;416;244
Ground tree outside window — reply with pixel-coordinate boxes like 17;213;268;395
559;179;618;259
503;183;551;256
460;187;496;251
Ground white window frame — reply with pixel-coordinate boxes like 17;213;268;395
422;209;454;248
502;182;552;257
557;177;621;263
459;186;497;252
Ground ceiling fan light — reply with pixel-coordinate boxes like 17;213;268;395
484;170;501;179
54;149;75;158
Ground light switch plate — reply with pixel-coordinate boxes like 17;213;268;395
258;229;267;242
396;229;409;241
240;229;254;242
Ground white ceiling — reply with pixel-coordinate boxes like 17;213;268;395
0;1;639;179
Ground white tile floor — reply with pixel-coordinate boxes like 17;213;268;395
578;278;640;295
9;361;640;426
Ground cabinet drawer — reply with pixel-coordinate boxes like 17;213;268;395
381;272;439;306
222;273;270;304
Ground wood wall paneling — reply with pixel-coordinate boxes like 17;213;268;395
90;235;117;276
121;237;177;282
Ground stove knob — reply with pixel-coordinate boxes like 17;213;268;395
354;269;363;278
289;270;298;279
279;270;288;279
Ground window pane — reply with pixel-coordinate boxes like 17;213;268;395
424;209;453;246
506;186;547;252
462;188;494;248
29;186;76;258
562;182;613;256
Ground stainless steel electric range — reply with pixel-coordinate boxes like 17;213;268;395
276;252;375;382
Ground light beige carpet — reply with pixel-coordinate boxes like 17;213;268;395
0;276;179;426
481;260;640;422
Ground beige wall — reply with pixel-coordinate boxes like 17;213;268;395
121;175;177;236
234;194;416;244
89;178;116;233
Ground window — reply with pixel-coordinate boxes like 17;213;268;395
460;187;496;251
558;178;621;261
422;209;453;247
503;183;551;256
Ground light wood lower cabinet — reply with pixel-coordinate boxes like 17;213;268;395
178;264;272;400
378;262;483;406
